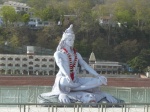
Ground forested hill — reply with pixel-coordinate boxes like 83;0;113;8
0;0;150;72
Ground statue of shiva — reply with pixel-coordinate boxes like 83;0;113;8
38;24;123;104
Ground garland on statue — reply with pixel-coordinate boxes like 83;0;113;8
63;48;77;80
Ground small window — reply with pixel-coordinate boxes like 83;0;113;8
49;58;54;61
35;64;39;67
8;63;13;66
8;57;13;60
49;65;54;67
22;64;27;67
29;61;33;65
42;64;47;67
29;66;33;69
22;58;27;61
0;63;5;66
1;57;5;60
29;56;33;59
35;58;40;61
15;64;20;67
42;58;47;61
15;58;20;61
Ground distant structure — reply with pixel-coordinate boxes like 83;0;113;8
89;52;122;74
0;46;55;75
0;49;122;75
89;52;96;65
2;1;30;13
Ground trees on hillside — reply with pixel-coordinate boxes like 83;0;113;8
0;6;17;27
0;0;150;72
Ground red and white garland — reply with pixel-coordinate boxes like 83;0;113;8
63;48;77;80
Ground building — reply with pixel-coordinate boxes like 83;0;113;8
28;18;52;29
2;1;30;13
0;46;55;75
89;52;122;74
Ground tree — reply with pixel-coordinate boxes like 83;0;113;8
92;38;114;60
22;14;30;24
133;0;150;30
27;0;49;10
9;35;20;47
75;39;92;57
113;0;134;25
128;56;146;73
114;39;139;62
0;6;17;27
69;0;93;26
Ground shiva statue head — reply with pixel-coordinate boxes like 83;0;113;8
56;24;75;51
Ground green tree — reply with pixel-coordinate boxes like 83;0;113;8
27;0;49;10
127;48;150;73
113;0;134;25
22;14;30;24
36;6;60;22
0;6;17;27
75;39;92;57
9;35;20;47
114;40;139;62
92;38;114;60
69;0;93;26
133;0;150;30
128;56;146;72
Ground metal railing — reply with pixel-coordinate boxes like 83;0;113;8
0;86;150;104
0;86;150;111
0;103;150;112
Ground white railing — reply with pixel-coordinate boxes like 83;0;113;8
0;103;150;112
0;86;150;111
0;86;150;103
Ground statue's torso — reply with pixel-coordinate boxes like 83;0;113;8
54;50;79;77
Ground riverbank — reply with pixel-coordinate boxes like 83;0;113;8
0;75;149;87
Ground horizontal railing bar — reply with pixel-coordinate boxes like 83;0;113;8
0;103;150;106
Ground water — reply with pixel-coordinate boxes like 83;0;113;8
0;86;149;103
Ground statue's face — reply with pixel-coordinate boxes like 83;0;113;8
65;34;75;47
81;93;96;103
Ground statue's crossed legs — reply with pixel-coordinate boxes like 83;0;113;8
59;77;104;93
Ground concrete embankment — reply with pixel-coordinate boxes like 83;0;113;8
0;76;149;87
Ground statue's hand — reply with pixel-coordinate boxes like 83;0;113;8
105;93;117;103
58;94;71;104
97;76;107;85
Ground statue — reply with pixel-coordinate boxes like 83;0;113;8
38;24;123;104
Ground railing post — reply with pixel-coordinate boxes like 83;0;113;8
73;104;76;112
77;104;79;112
101;104;103;112
147;105;149;112
48;105;50;112
24;105;26;112
52;105;54;112
98;104;100;112
80;105;83;112
124;104;126;112
19;105;21;112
